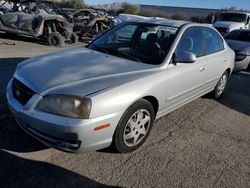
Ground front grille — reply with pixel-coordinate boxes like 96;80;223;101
12;78;35;105
215;27;227;35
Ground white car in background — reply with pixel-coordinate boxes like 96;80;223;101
213;12;250;36
7;19;235;153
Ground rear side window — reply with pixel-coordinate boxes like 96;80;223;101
176;27;202;57
202;28;224;55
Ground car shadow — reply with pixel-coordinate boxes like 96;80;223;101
0;32;48;46
0;150;119;188
218;71;250;116
0;58;28;115
0;118;48;152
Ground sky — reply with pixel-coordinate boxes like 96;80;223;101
85;0;250;10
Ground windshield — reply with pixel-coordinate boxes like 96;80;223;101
225;30;250;42
217;13;247;23
88;23;179;65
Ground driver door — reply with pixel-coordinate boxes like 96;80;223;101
164;27;206;112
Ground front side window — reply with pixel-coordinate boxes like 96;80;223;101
88;23;179;65
202;28;224;55
176;27;202;57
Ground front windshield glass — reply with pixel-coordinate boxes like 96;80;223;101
88;23;179;65
217;13;247;23
225;30;250;42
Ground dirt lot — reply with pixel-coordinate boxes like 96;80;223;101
0;36;250;188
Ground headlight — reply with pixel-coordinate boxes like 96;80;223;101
36;95;91;119
237;50;250;56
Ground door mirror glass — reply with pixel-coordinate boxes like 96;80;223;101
175;51;196;63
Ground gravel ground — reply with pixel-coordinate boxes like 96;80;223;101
0;36;250;188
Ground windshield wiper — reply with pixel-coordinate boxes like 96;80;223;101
104;48;142;63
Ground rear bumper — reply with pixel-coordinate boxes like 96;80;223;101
6;79;122;153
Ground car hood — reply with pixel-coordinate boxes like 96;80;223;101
213;21;244;29
16;47;157;95
226;39;250;51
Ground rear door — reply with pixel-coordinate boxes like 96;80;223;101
201;27;227;91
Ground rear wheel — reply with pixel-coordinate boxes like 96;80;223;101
47;32;65;47
212;71;229;99
112;99;155;153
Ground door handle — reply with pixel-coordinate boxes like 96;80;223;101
200;66;205;72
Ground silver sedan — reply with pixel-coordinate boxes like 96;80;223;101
6;20;235;153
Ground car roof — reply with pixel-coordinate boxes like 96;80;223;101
219;11;250;15
124;17;190;28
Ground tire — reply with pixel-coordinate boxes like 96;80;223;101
112;99;155;153
212;71;229;99
47;32;65;47
70;32;78;44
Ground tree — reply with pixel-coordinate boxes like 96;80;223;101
74;0;85;9
119;2;140;15
171;12;188;20
57;0;85;9
221;6;237;11
140;9;168;18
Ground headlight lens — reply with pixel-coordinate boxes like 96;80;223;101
36;95;91;119
237;50;250;56
235;50;250;61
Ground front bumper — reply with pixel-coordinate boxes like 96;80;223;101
6;79;122;153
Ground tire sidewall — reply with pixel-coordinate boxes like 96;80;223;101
214;71;229;99
48;32;64;47
113;99;155;153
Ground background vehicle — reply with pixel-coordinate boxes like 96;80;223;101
7;20;234;153
225;29;250;71
212;11;250;36
0;0;78;47
73;8;113;41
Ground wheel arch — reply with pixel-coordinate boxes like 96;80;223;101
142;95;159;117
225;68;231;76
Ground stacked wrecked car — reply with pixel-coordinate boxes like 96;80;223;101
0;0;78;47
0;0;115;46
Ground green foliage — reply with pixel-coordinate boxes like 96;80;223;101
74;0;85;9
140;9;168;18
221;6;237;11
58;0;85;9
120;2;140;15
171;12;188;20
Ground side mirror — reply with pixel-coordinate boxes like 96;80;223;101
175;51;196;63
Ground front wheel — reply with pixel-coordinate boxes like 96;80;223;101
112;99;155;153
212;71;229;99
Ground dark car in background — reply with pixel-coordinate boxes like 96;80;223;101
225;29;250;71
